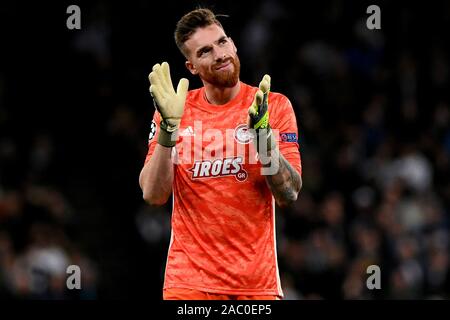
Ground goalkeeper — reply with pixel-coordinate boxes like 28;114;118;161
139;8;302;300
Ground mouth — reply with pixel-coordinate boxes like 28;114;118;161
215;61;232;71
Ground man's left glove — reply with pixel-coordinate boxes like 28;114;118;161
248;74;276;154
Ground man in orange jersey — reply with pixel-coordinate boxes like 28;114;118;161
139;8;302;300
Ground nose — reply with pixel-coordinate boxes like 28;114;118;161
213;46;227;62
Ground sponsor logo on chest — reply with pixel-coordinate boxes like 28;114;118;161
189;157;248;182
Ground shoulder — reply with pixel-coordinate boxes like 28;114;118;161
267;92;297;129
269;91;292;108
186;87;203;103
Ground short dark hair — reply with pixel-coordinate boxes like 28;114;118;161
174;8;225;57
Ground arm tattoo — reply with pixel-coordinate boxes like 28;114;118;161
263;151;302;208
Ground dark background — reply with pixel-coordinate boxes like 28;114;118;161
0;0;449;299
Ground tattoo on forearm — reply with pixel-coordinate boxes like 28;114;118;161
264;152;302;207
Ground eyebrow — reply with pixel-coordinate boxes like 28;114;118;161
196;36;228;56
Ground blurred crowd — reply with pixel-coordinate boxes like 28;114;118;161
1;0;449;299
0;139;98;299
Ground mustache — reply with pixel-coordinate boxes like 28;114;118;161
213;57;234;69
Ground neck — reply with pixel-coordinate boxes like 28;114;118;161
203;81;240;105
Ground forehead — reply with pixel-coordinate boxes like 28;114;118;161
185;24;227;54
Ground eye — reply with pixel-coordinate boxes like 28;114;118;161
219;38;228;45
199;48;211;57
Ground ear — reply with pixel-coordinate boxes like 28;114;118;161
185;60;198;75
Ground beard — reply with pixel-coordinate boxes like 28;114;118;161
201;54;241;88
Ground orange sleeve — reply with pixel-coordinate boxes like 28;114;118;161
144;111;161;165
270;94;302;176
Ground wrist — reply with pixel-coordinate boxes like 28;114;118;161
157;120;178;147
254;127;277;154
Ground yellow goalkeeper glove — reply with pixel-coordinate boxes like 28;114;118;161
149;62;189;147
248;74;276;153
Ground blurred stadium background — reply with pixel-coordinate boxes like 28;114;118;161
0;0;449;299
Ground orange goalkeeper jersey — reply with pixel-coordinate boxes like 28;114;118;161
144;82;302;297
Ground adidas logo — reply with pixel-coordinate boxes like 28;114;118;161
180;126;195;136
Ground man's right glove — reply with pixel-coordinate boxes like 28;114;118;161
149;62;189;147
